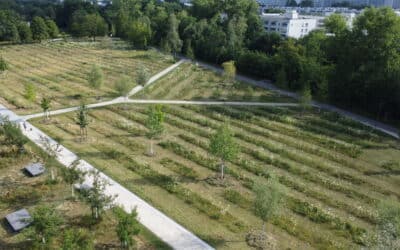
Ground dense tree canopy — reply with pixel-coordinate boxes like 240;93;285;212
0;0;398;121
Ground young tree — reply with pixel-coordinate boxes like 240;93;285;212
0;118;28;154
61;228;93;250
40;97;51;121
209;124;239;180
164;14;182;58
45;19;59;38
222;61;236;83
87;64;103;89
114;206;141;249
136;65;150;86
0;56;8;73
61;159;86;197
115;75;134;97
25;205;63;246
31;16;49;42
24;83;36;102
75;104;90;140
253;177;284;232
299;85;312;111
39;135;63;180
145;105;165;156
81;170;116;220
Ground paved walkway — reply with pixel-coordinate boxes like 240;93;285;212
128;59;186;96
1;103;213;250
22;99;298;120
192;59;400;139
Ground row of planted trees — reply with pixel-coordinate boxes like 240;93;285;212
0;116;141;248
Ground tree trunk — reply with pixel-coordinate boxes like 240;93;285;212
220;160;225;180
95;207;98;219
71;185;75;197
51;169;55;180
262;221;266;233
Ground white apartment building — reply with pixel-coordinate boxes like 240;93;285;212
261;11;318;38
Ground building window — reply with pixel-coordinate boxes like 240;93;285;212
271;21;276;25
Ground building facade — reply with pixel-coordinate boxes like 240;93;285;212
261;11;318;38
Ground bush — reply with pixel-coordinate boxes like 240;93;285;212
246;230;276;250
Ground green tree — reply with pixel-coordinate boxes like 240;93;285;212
274;40;304;90
164;14;182;57
45;19;59;38
25;205;63;246
75;104;90;140
40;97;51;121
9;23;20;43
87;64;103;89
324;13;347;35
31;16;49;42
114;206;141;249
209;124;239;180
136;65;150;86
115;75;134;97
145;105;165;156
62;228;93;250
330;7;400;120
85;13;107;42
222;61;236;83
0;118;28;154
24;83;36;102
81;170;116;220
17;22;32;43
127;19;152;49
0;56;8;73
253;177;284;232
61;159;86;197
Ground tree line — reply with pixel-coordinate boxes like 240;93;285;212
0;0;399;122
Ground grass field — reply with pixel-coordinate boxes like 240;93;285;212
0;136;170;249
3;41;400;249
135;62;293;102
0;39;172;115
31;100;400;249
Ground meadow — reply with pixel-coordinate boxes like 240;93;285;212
31;61;400;249
0;39;172;115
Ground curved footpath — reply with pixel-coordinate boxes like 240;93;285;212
0;103;213;250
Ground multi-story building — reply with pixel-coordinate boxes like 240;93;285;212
261;11;318;38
